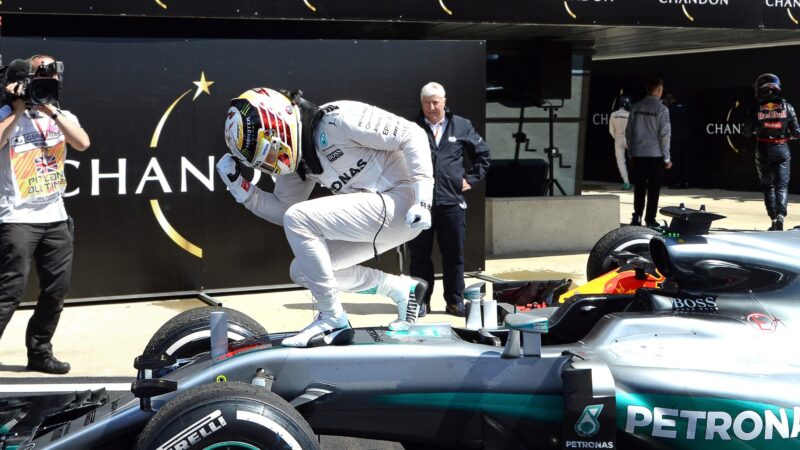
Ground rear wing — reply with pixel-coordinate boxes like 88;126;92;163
660;203;726;236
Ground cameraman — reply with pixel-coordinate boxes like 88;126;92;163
0;54;90;374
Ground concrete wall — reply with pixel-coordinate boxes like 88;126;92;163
486;195;619;256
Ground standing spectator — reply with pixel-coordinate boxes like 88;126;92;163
743;73;800;231
663;93;691;188
0;54;91;374
625;77;672;227
409;82;491;317
608;96;632;190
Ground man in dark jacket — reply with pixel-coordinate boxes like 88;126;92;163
663;93;690;188
743;73;800;231
409;82;491;317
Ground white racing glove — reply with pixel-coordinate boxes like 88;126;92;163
216;154;254;203
404;180;434;230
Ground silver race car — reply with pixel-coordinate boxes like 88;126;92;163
2;206;799;450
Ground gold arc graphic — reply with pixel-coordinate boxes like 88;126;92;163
155;0;167;9
788;9;799;25
726;100;741;154
147;74;214;259
682;5;695;22
150;200;203;258
439;0;453;15
564;1;577;19
611;88;624;111
150;89;191;148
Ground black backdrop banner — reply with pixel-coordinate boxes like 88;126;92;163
585;45;800;192
2;38;487;301
0;0;798;29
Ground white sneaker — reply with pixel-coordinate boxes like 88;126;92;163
282;311;352;348
388;278;428;331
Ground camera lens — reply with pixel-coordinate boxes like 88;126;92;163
28;78;59;105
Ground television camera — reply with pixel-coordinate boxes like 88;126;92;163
0;58;63;106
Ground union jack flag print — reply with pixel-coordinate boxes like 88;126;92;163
34;153;59;175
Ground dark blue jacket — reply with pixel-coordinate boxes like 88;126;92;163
415;110;491;206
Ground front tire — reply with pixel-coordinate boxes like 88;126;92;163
143;306;267;359
586;226;660;280
135;382;320;450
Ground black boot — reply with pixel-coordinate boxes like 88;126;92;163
27;354;71;374
630;213;642;226
775;215;784;231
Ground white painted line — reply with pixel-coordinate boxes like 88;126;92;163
0;383;131;393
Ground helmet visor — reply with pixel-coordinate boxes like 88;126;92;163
253;129;294;176
756;74;781;93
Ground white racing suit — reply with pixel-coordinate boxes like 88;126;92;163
240;100;433;338
608;107;630;184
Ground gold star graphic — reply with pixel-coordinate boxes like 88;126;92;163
192;72;214;101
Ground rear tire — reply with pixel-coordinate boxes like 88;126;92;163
135;382;319;450
586;226;660;280
143;306;266;359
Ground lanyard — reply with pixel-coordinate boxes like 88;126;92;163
31;114;53;155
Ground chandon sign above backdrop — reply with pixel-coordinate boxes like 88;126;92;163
0;0;799;29
4;37;487;302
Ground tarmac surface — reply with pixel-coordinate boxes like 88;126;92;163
0;182;790;447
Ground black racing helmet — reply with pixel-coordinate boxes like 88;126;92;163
755;73;781;97
619;95;633;111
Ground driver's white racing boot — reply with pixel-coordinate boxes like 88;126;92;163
282;310;352;348
379;276;428;332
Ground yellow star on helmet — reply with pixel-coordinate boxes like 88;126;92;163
192;72;214;100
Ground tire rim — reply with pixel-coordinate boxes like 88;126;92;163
165;330;249;355
602;238;654;271
203;443;261;450
613;238;653;253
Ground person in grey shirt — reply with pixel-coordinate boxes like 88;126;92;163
625;77;672;227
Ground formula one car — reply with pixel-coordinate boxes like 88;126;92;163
2;206;800;450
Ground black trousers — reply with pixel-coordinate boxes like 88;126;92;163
408;204;465;307
631;157;666;223
756;143;791;219
0;220;73;359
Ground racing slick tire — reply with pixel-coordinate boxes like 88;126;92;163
586;226;660;280
134;382;320;450
143;306;267;359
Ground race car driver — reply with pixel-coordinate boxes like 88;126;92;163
743;74;800;231
217;88;433;347
609;95;632;190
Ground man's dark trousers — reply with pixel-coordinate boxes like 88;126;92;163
0;221;73;359
632;157;666;223
409;204;466;309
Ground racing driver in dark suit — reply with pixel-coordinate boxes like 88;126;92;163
744;73;800;231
